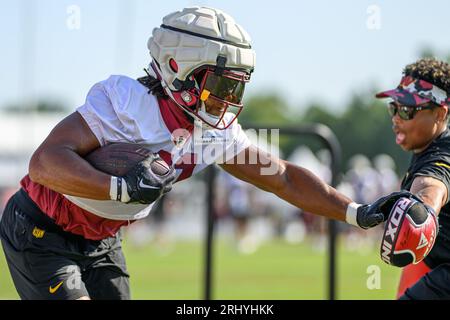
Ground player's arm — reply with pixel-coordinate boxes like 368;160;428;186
29;112;176;203
409;176;448;214
29;112;111;200
221;146;410;229
220;145;384;224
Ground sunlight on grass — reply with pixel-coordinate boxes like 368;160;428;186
0;238;401;300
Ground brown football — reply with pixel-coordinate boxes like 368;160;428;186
85;142;170;176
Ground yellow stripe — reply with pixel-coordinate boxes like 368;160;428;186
435;162;450;169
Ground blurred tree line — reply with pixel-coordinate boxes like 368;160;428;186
240;50;450;176
240;91;411;176
3;100;67;113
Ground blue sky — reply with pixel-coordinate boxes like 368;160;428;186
1;0;449;112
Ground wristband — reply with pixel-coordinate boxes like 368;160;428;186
346;202;362;227
110;176;131;203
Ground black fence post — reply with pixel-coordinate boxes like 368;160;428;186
204;164;216;300
203;123;341;300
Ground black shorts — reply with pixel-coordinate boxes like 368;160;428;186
0;189;130;300
399;263;450;300
399;228;450;299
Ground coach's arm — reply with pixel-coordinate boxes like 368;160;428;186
220;145;354;222
409;176;448;214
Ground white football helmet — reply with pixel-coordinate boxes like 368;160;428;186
148;6;256;129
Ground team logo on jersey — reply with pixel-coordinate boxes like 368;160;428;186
171;128;190;149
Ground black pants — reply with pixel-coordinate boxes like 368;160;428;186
399;232;450;300
0;189;130;300
399;263;450;300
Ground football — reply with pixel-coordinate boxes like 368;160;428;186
85;142;171;176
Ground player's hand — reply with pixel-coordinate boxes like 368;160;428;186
380;195;437;267
111;153;176;204
347;190;415;229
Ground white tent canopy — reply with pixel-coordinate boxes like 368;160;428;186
0;112;66;187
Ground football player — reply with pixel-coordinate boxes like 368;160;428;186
0;6;403;300
375;58;450;299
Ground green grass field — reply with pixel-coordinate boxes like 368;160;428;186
0;237;401;300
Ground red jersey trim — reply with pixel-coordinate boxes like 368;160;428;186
20;175;129;241
157;97;194;133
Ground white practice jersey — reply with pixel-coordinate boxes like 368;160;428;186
64;75;251;221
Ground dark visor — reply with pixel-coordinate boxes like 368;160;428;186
203;72;246;105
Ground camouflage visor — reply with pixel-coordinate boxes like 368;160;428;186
375;76;450;107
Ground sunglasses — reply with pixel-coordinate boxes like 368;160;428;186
387;102;436;120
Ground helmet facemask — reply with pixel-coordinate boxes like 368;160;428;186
151;61;251;130
192;67;250;129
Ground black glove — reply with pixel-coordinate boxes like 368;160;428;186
111;153;176;204
354;190;416;229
